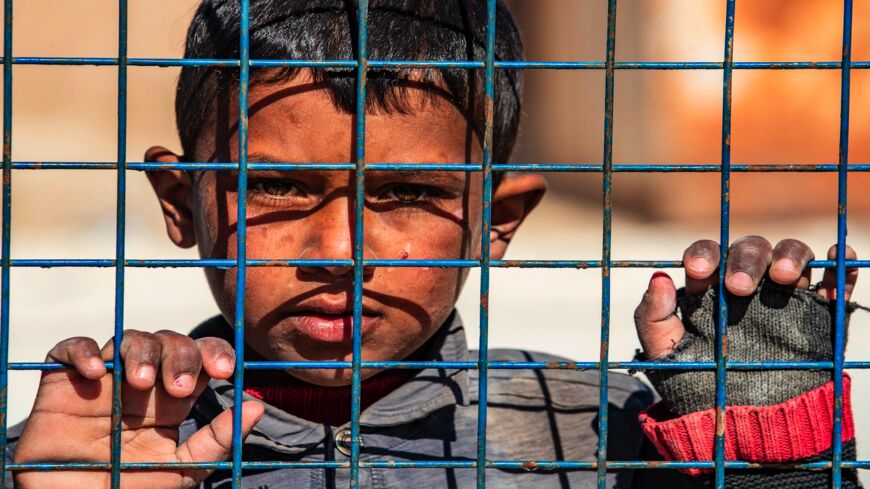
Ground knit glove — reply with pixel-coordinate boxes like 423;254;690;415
641;280;863;489
645;279;856;415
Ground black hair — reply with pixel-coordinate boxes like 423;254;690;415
176;0;524;175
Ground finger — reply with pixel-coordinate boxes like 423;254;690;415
175;400;265;486
725;236;773;296
634;272;686;359
118;330;162;390
682;239;721;295
819;244;859;301
770;239;814;288
195;337;236;380
154;330;203;398
45;337;106;380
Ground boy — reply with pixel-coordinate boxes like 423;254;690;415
7;0;863;487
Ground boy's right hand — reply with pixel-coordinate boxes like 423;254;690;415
12;330;265;489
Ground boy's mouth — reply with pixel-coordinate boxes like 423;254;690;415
288;299;380;343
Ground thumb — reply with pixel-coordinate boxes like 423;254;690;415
634;272;686;360
175;400;265;485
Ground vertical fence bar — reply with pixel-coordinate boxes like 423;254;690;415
714;1;737;488
110;0;128;486
231;0;251;486
596;0;617;487
0;0;11;486
349;0;369;487
476;1;496;487
832;0;853;486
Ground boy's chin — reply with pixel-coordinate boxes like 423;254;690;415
285;367;383;387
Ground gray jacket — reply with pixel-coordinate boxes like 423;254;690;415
181;313;685;488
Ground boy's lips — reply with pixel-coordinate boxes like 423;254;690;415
287;300;380;343
291;314;378;343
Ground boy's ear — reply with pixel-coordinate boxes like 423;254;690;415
144;146;197;248
489;173;547;260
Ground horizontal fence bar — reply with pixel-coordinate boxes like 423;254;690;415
10;361;870;371
6;460;869;471
8;162;870;172
8;259;869;269
6;57;870;70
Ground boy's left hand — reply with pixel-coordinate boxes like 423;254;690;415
634;236;859;360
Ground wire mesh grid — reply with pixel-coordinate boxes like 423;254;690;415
1;0;869;488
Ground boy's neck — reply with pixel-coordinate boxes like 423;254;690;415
242;325;444;426
243;367;420;426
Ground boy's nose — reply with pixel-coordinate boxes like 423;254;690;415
300;227;352;277
298;198;367;278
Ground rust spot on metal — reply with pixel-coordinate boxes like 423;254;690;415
261;260;290;267
721;335;727;358
715;406;726;437
480;294;489;309
546;361;578;370
522;461;539;472
603;191;613;209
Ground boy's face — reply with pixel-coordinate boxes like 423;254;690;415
147;72;545;386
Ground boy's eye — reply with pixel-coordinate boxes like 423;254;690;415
250;178;306;198
377;183;436;203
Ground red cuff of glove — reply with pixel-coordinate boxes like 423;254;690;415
639;375;854;476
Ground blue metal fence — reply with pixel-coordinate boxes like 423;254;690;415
1;1;869;488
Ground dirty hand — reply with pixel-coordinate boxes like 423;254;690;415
634;236;858;359
13;330;264;489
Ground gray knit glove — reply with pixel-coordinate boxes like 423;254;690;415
645;279;857;416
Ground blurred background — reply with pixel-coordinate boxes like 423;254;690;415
3;0;870;479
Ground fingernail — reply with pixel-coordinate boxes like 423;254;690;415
686;257;710;273
773;259;797;275
729;271;754;292
649;271;671;284
136;365;156;381
88;357;105;372
174;374;194;390
215;356;233;373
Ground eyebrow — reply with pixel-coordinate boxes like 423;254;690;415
364;170;467;188
244;153;468;185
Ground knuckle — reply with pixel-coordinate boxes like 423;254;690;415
196;337;235;357
52;336;97;356
731;235;772;252
67;336;96;349
730;244;772;266
166;344;203;373
127;335;162;364
121;329;147;343
634;294;652;323
633;305;645;324
154;329;186;340
777;238;806;249
685;239;719;256
775;238;813;259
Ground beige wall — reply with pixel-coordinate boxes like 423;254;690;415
510;0;870;220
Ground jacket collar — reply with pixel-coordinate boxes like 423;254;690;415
190;312;470;451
